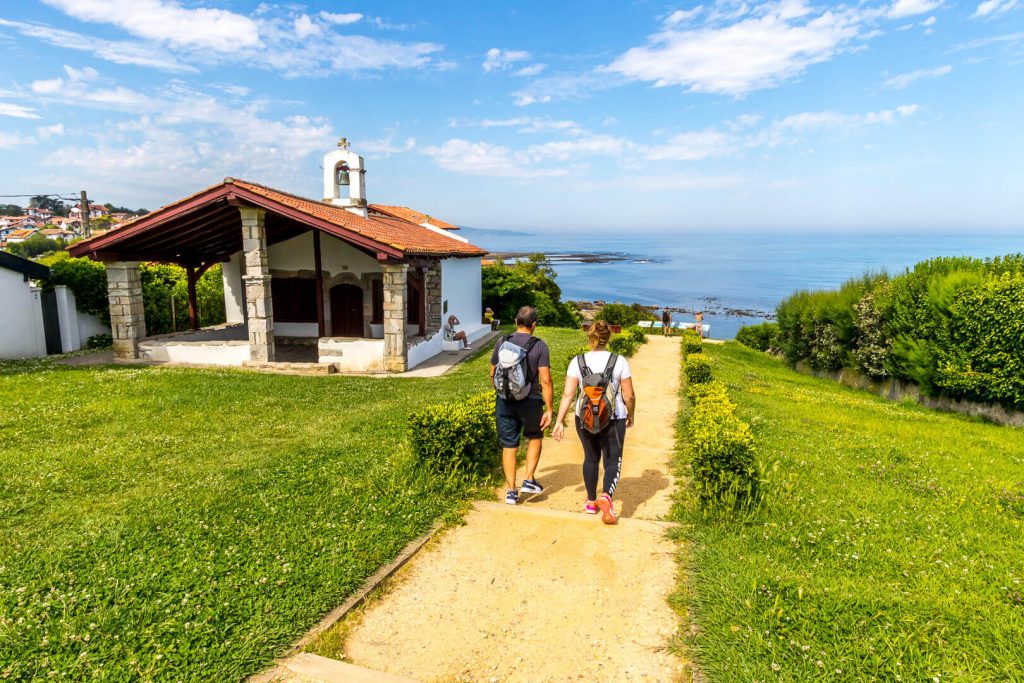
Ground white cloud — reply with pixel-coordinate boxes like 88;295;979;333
0;19;192;72
319;11;364;25
37;123;65;138
887;0;943;19
0;102;41;119
952;31;1024;50
973;0;1021;17
772;104;919;132
665;7;705;24
514;64;547;77
883;64;951;88
40;0;262;52
293;15;322;40
512;71;619;106
606;1;864;97
644;130;735;161
423;139;568;177
483;48;531;72
921;16;937;25
526;134;632;162
0;132;30;149
7;8;444;77
356;136;417;158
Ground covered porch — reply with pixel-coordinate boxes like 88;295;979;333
68;179;488;373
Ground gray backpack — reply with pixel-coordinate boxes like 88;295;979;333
493;335;539;401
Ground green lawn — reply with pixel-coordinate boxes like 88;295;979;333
0;327;584;681
675;343;1024;681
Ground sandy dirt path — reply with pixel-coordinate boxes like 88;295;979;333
341;335;684;682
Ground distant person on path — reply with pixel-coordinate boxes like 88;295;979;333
445;314;471;350
490;306;553;505
694;311;704;339
661;309;672;336
484;307;500;330
552;320;636;525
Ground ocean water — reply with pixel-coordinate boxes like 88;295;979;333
464;231;1024;339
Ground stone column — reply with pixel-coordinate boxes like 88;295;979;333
424;262;442;337
240;207;275;362
382;263;408;372
105;261;146;360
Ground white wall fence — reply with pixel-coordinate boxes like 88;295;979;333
0;280;110;360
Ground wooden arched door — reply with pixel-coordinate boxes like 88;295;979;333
330;284;363;337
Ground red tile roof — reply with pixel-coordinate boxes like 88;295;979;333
368;204;459;230
69;179;485;260
232;181;481;256
7;228;38;239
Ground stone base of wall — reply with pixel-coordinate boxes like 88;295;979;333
794;362;1024;427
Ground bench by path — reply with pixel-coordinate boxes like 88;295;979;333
273;335;685;682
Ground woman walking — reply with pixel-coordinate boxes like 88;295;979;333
552;321;635;524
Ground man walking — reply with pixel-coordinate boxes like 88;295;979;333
490;306;553;505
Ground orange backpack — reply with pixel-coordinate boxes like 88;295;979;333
574;353;619;434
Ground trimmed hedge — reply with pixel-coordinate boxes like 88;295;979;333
735;322;780;353
681;329;702;356
623;325;647;343
687;379;730;403
608;335;639;357
684;356;762;511
774;255;1024;410
689;398;760;510
408;392;498;475
685;355;712;385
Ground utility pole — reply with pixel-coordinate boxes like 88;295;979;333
80;190;91;237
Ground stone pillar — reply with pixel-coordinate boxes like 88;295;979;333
424;262;442;337
382;263;408;372
240;207;275;362
105;261;146;360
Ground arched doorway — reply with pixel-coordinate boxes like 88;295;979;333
330;283;363;337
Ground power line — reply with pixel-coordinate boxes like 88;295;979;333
0;192;81;200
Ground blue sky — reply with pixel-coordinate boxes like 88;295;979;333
0;0;1021;232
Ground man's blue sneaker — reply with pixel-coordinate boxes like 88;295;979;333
505;489;519;505
520;478;544;494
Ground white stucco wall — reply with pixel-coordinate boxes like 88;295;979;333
54;285;110;352
138;340;251;366
222;252;245;324
441;257;488;343
318;337;385;372
268;231;379;273
0;269;47;359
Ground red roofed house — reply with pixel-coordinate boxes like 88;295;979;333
68;140;489;372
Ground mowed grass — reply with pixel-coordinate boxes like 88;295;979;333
0;327;584;681
675;343;1024;681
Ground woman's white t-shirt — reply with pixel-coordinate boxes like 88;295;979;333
566;350;632;419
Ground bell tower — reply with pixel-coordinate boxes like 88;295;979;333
323;137;367;217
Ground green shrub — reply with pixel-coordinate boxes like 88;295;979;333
596;302;655;327
687;379;730;403
408;392;498;475
46;255;110;323
482;255;579;328
608;335;639;357
86;334;113;349
689;396;760;510
683;336;703;356
624;325;647;344
773;255;1024;411
735;322;779;352
564;344;591;370
686;355;713;385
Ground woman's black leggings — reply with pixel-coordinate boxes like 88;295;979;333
575;418;626;501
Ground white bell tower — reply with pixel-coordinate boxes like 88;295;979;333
323;137;367;217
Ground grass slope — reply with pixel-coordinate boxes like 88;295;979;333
677;343;1024;681
0;327;584;681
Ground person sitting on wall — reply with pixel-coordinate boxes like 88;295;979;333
484;307;501;330
445;314;471;350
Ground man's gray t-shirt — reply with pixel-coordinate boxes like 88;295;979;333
491;332;550;400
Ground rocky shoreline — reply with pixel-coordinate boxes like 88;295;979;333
487;251;639;264
572;300;776;322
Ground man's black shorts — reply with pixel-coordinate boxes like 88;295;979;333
495;396;544;448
